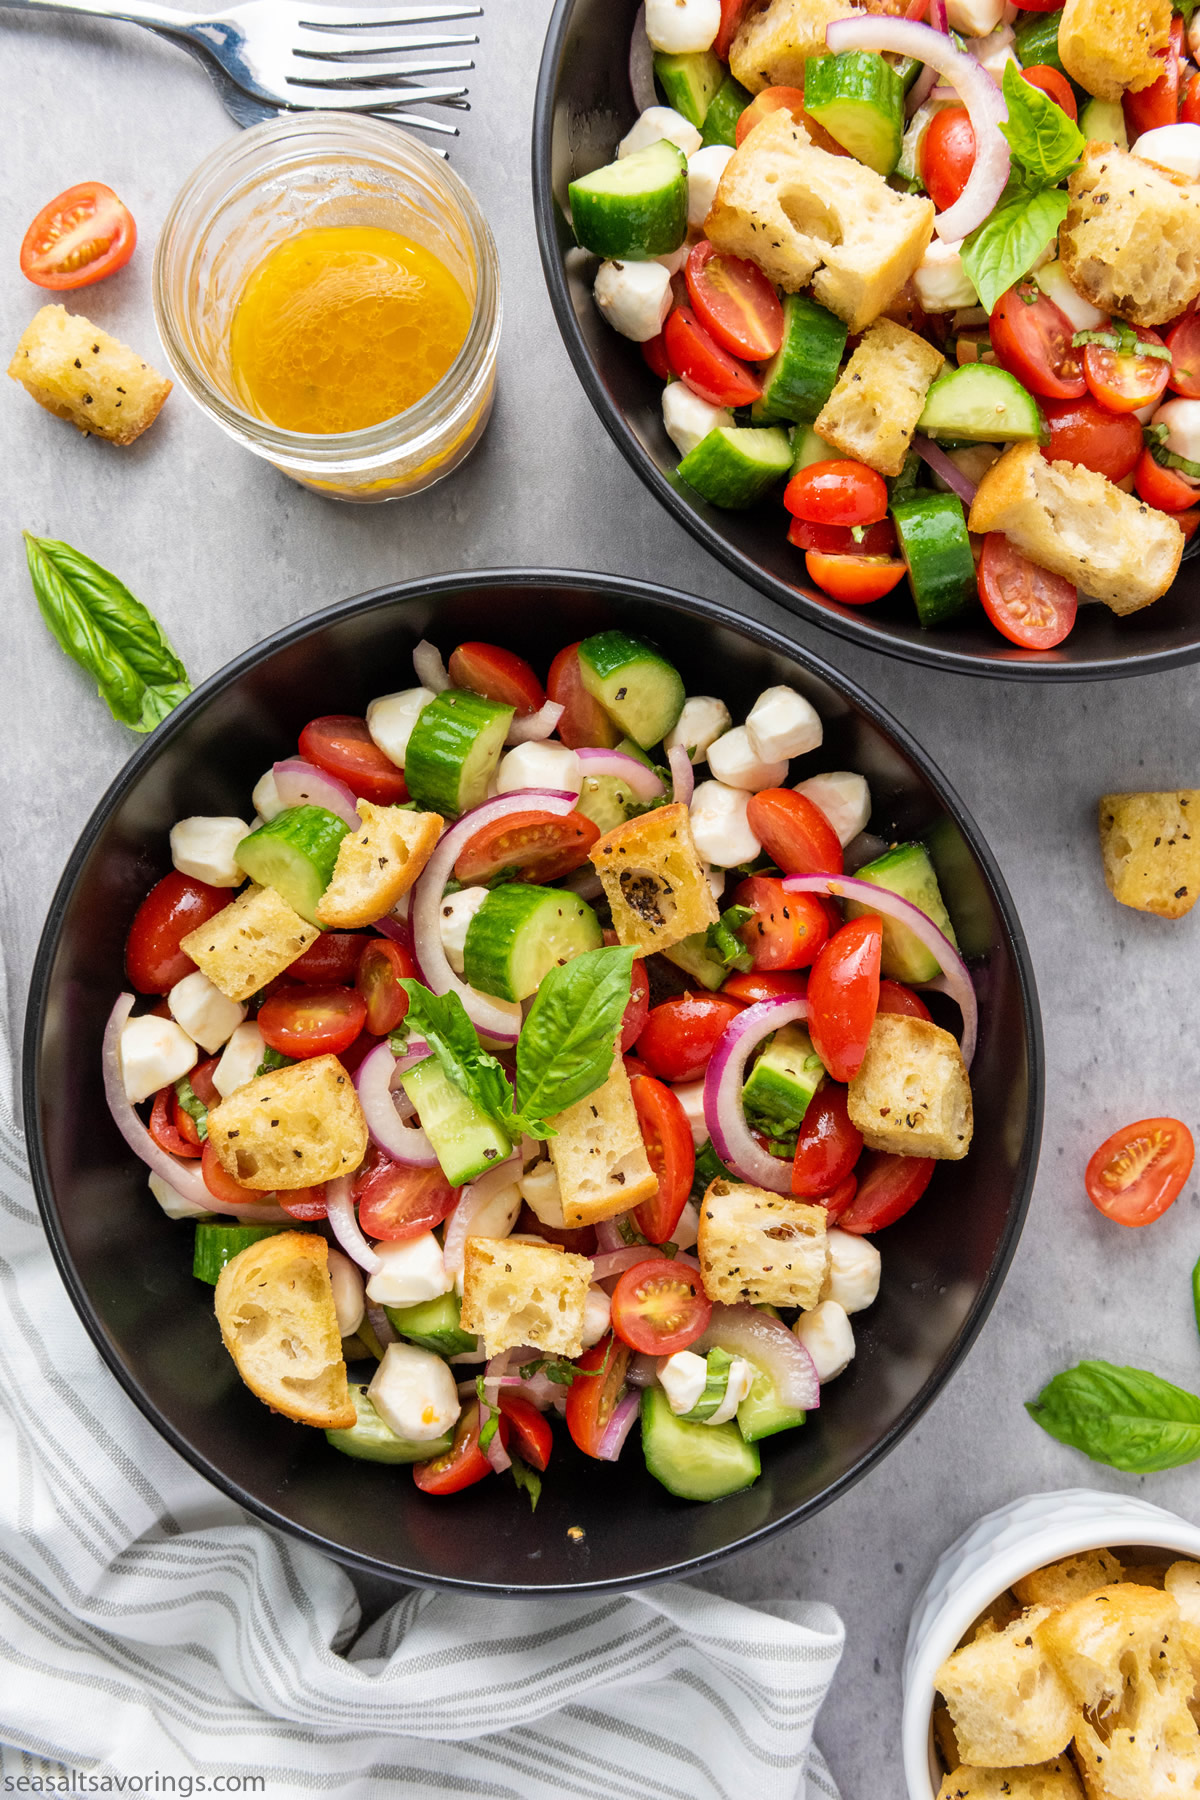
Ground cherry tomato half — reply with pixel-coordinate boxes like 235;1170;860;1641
353;1150;459;1241
547;643;620;749
787;517;898;556
717;0;755;58
1123;17;1184;139
920;107;976;214
637;992;745;1083
20;181;136;289
497;1393;553;1472
877;979;931;1021
806;552;908;604
784;459;889;527
278;1185;329;1222
643;331;672;381
747;788;843;877
818;1174;859;1222
621;958;650;1055
1167;314;1200;398
1041;395;1144;481
201;1139;263;1207
447;642;545;717
664;304;763;408
1021;65;1077;120
685;240;784;362
170;1053;219;1149
1183;69;1200;125
1083;321;1171;413
807;915;882;1083
990;282;1086;401
356;938;416;1036
288;933;367;986
610;1259;712;1356
978;532;1079;650
732;875;830;971
258;984;366;1059
1135;447;1200;512
453;809;600;884
1084;1116;1194;1226
149;1088;201;1159
413;1401;506;1494
735;84;806;147
565;1334;632;1458
298;715;408;805
722;970;808;1005
791;1082;863;1198
125;872;229;995
630;1075;695;1244
837;1151;935;1233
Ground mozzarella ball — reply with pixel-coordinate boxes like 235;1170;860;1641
1035;260;1107;331
644;0;721;56
438;885;490;976
662;383;734;458
793;1301;856;1383
964;24;1017;80
368;1343;461;1444
495;740;582;796
120;1015;197;1106
689;779;761;866
672;1079;708;1147
366;686;435;770
687;144;735;228
251;768;284;823
707;725;788;791
655;242;691;276
946;0;1004;33
326;1248;366;1339
595;258;674;343
170;816;250;888
365;1233;452;1308
705;863;726;903
618;104;702;159
1150;398;1200;476
167;971;246;1055
823;1230;882;1314
148;1171;212;1222
519;1159;566;1227
912;238;977;313
1134;123;1200;180
213;1021;267;1099
580;1285;613;1349
793;771;872;848
706;1356;755;1425
664;694;733;763
660;1349;708;1414
746;685;824;762
672;1198;700;1251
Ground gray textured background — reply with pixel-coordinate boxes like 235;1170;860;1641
3;5;1200;1794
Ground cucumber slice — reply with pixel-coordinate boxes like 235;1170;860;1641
235;805;349;926
569;139;688;260
891;492;977;628
654;48;724;127
403;688;515;817
1014;8;1066;74
752;294;847;426
575;770;637;834
742;1024;824;1136
399;1055;513;1184
640;1387;760;1500
677;425;793;510
615;735;659;770
736;1362;807;1442
844;840;958;983
662;931;728;991
385;1289;478;1357
576;630;686;748
917;363;1047;444
791;424;847;473
463;883;603;1001
325;1384;453;1465
1079;95;1128;148
701;72;752;147
804;51;904;175
193;1221;287;1285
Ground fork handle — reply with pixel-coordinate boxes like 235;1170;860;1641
0;0;207;37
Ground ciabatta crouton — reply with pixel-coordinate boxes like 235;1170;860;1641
933;1701;962;1773
546;1060;658;1226
1013;1549;1126;1610
316;802;442;928
1121;1561;1168;1590
814;318;944;477
1098;790;1200;919
967;442;1184;614
964;1591;1023;1644
459;1237;592;1357
1057;0;1171;101
214;1232;354;1429
847;1013;973;1160
936;1762;1084;1800
729;0;858;92
697;1180;828;1308
180;883;318;1003
1060;141;1200;327
207;1054;368;1190
1165;1562;1200;1682
8;304;171;445
935;1606;1077;1768
590;802;718;955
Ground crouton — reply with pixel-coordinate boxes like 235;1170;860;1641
968;442;1184;614
697;1180;829;1308
814;318;944;477
546;1061;658;1226
933;1701;962;1772
1165;1561;1200;1678
1013;1550;1126;1610
1121;1561;1168;1590
316;802;442;929
459;1237;592;1357
8;304;171;445
936;1762;1084;1800
705;111;934;331
1060;141;1200;327
963;1591;1023;1644
214;1232;354;1429
729;0;858;93
1057;0;1171;102
590;802;718;955
935;1606;1077;1768
847;1013;973;1160
180;883;318;1003
206;1054;368;1190
1098;790;1200;919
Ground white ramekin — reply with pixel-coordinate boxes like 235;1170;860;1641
902;1487;1200;1800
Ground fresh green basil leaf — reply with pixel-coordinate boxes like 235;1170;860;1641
705;904;755;972
1000;60;1085;183
1027;1359;1200;1472
509;1453;542;1512
173;1074;209;1142
1193;1254;1200;1345
398;980;515;1137
255;1048;295;1078
960;180;1070;315
22;533;192;734
1177;0;1199;26
514;946;635;1135
692;1138;735;1198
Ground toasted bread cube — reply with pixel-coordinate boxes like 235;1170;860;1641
316;802;442;929
705;111;935;331
214;1232;354;1429
180;883;318;1003
1098;790;1200;920
590;801;718;955
936;1762;1084;1800
1058;0;1171;102
933;1701;962;1773
968;442;1184;614
1165;1561;1200;1679
935;1606;1077;1768
459;1237;592;1357
815;318;944;477
207;1053;368;1190
547;1061;658;1226
1060;141;1200;327
8;304;171;445
697;1180;828;1308
1013;1550;1126;1611
729;0;858;93
962;1590;1023;1645
1121;1560;1168;1590
847;1013;973;1161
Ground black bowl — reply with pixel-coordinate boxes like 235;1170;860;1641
533;0;1200;680
24;571;1042;1592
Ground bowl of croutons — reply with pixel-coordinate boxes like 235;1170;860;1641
903;1487;1200;1798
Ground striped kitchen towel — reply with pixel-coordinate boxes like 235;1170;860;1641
0;941;843;1799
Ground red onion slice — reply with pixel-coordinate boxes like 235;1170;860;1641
667;744;695;807
629;3;657;112
691;1303;820;1411
413;640;450;693
906;63;939;115
506;701;565;744
594;1217;628;1254
912;434;978;506
484;1420;512;1474
325;1175;382;1275
595;1389;641;1461
482;1347;513;1406
354;1042;439;1167
703;996;809;1193
575;747;665;801
373;909;412;948
272;758;361;830
589;1247;701;1280
442;1156;522;1283
365;1300;399;1347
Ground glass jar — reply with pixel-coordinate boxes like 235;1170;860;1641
154;114;501;502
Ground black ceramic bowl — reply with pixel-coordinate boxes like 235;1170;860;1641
533;0;1200;680
25;571;1042;1592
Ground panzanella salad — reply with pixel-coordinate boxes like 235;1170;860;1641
571;0;1200;647
107;632;977;1505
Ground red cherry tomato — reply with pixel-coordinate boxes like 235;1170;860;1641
643;331;672;381
546;643;620;749
624;1054;655;1082
170;1052;219;1147
978;532;1079;650
1135;447;1200;511
746;788;843;877
818;1174;859;1222
664;304;763;408
610;1259;711;1356
732;875;830;971
1041;396;1144;481
685;240;784;362
564;1334;632;1459
353;1150;459;1241
497;1393;553;1471
1083;321;1171;413
920;107;976;213
621;958;650;1055
807;915;881;1083
149;1088;201;1159
288;933;368;986
1123;17;1184;139
716;0;754;58
447;642;545;717
1177;506;1200;544
1021;64;1077;120
722;970;808;1005
877;979;931;1021
791;1083;864;1198
1183;69;1200;124
125;872;229;995
1011;0;1061;11
1085;1117;1194;1226
201;1140;263;1206
784;459;889;527
20;181;136;289
837;1151;936;1233
278;1185;328;1222
453;809;600;884
806;553;908;604
1167;313;1200;397
413;1402;505;1494
735;84;807;147
257;984;366;1059
298;716;408;806
787;516;898;556
356;938;416;1037
630;1075;695;1244
990;282;1085;401
637;992;745;1083
516;1204;597;1254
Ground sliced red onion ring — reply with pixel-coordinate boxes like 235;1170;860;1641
782;873;978;1067
442;1156;522;1283
930;0;948;28
484;1424;512;1474
272;758;360;830
826;15;1009;241
479;1356;514;1472
506;701;565;744
482;1348;513;1405
594;1217;628;1254
589;1247;701;1280
667;744;695;807
596;1389;641;1462
325;1175;382;1276
365;1300;398;1347
510;1367;566;1410
912;434;978;506
575;747;665;801
413;639;450;693
691;1303;820;1412
704;996;809;1193
905;63;939;115
373;909;413;948
629;3;657;112
354;1042;438;1167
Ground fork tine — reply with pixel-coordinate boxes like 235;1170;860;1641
293;25;478;50
296;3;482;28
292;54;474;78
285;76;471;102
282;98;464;134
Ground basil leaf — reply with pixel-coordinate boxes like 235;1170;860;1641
255;1048;295;1077
509;1454;542;1512
1027;1360;1200;1472
514;946;635;1135
23;533;191;733
398;981;515;1138
692;1138;735;1197
705;904;755;972
1193;1254;1200;1345
1000;60;1085;184
173;1074;209;1142
960;180;1070;315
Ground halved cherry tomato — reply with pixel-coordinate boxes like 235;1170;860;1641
125;872;229;994
807;553;907;604
624;1054;655;1082
919;107;976;213
732;875;830;971
610;1259;711;1356
565;1334;632;1458
447;642;544;717
516;1203;597;1254
1012;0;1060;11
747;789;843;876
1082;321;1171;413
353;1150;459;1241
298;715;408;805
1135;447;1200;512
807;915;881;1083
201;1140;263;1206
171;1052;220;1147
1183;69;1200;124
1123;17;1184;139
791;1084;863;1198
717;0;755;58
20;182;136;289
356;938;416;1036
630;1075;695;1243
414;1401;506;1494
454;809;600;884
547;643;620;749
818;1174;859;1222
787;517;898;556
990;282;1086;401
621;958;650;1055
637;992;745;1083
643;330;672;381
149;1088;201;1159
877;979;931;1021
1021;64;1077;120
497;1393;553;1472
1178;506;1200;544
1167;313;1200;397
288;933;368;986
978;532;1078;650
278;1186;328;1221
1085;1117;1194;1226
685;240;784;362
1041;395;1144;481
784;459;888;526
723;970;808;1005
258;984;367;1059
664;305;763;408
735;84;807;147
837;1151;935;1233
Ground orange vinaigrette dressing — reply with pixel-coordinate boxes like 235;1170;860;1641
229;224;472;434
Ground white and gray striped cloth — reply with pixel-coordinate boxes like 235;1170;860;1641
0;946;844;1798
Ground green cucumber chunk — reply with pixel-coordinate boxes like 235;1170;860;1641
917;363;1047;443
701;73;753;146
736;1361;807;1442
463;883;603;1001
385;1289;478;1357
1014;8;1066;74
325;1384;453;1465
640;1387;761;1500
575;770;638;834
576;629;686;748
804;51;904;175
1079;95;1128;148
569;139;688;260
193;1221;288;1285
654;48;724;127
752;294;847;426
235;805;349;926
844;841;959;983
742;1024;825;1136
678;425;793;510
891;492;977;629
791;425;847;473
399;1055;513;1184
403;688;514;817
662;932;728;991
